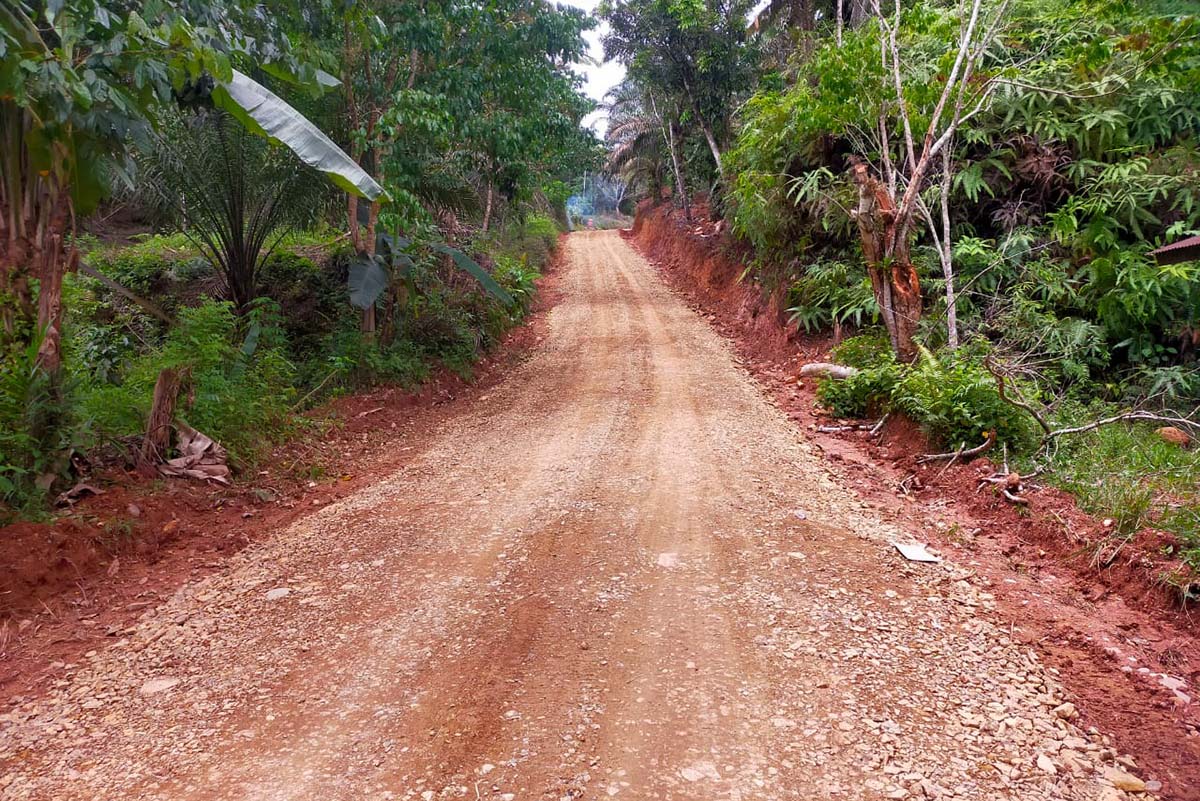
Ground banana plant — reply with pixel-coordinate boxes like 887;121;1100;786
211;70;386;202
348;231;512;311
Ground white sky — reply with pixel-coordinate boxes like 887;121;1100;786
562;0;625;136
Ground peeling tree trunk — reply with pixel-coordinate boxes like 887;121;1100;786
850;160;922;362
1;104;74;374
34;224;72;372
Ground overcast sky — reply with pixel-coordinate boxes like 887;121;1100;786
562;0;625;136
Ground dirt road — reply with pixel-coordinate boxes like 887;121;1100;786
0;232;1148;800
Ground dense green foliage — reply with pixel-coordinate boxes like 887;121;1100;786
726;0;1200;390
608;0;1200;569
1;214;558;515
1;0;589;518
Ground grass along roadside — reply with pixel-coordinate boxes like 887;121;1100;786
811;333;1200;580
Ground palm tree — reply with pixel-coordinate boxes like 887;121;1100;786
603;80;686;217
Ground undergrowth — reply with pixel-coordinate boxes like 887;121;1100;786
1;216;558;521
817;331;1200;573
1037;415;1200;568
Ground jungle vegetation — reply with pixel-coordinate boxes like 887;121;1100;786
598;0;1200;573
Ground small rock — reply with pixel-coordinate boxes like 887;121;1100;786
1052;702;1077;720
480;764;495;776
1036;754;1057;775
680;762;720;782
139;677;181;696
265;588;291;601
1104;767;1146;792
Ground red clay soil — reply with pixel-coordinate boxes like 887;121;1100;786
626;201;1200;800
0;244;567;701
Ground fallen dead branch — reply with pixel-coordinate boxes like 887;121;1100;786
799;362;859;380
817;416;888;434
984;356;1050;436
898;473;923;495
917;429;996;464
976;444;1043;505
1043;410;1200;442
986;356;1200;448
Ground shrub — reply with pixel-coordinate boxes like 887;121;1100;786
787;260;878;334
510;214;560;269
493;254;541;316
322;324;431;392
817;336;1038;451
86;233;197;295
258;249;346;365
77;299;297;465
0;338;77;517
893;347;1038;452
816;333;900;418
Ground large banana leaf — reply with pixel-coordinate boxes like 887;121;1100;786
348;255;392;309
211;69;386;202
431;244;513;306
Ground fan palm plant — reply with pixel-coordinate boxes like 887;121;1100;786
604;80;679;210
149;110;322;312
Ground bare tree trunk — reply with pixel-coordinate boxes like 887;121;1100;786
139;367;186;474
683;82;725;182
938;148;958;349
651;92;690;221
482;182;494;233
347;194;361;252
666;120;691;220
836;0;845;45
360;215;378;336
850;160;922;362
698;122;724;180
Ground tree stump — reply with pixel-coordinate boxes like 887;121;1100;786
138;367;186;475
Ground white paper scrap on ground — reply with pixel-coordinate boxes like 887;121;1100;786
892;541;943;563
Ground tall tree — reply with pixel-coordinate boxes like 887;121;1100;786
600;0;759;183
333;0;594;329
